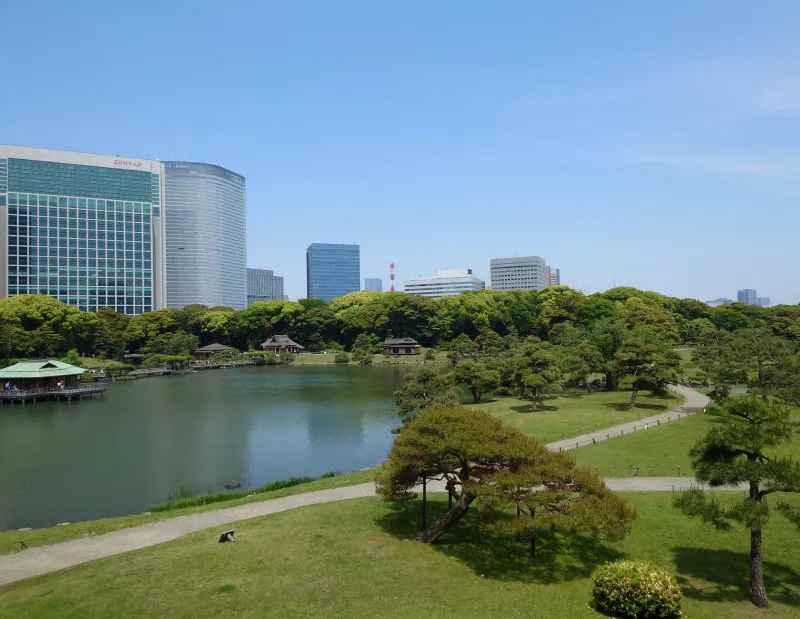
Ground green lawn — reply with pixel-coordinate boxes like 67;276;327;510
472;390;682;444
0;470;376;556
575;405;800;477
1;493;797;618
674;346;703;381
292;349;448;365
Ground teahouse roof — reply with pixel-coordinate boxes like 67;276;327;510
261;335;305;349
0;360;86;379
193;343;233;353
383;338;420;346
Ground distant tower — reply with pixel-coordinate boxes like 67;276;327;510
390;263;396;292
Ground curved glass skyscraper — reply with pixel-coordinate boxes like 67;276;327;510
163;161;246;309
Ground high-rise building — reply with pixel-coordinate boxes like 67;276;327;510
737;289;758;305
306;243;360;302
706;298;733;308
404;269;485;298
490;256;547;291
756;297;771;308
0;145;166;314
163;161;246;309
247;268;284;306
364;277;383;292
545;265;561;286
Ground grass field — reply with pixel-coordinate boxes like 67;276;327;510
292;349;449;365
0;470;375;556
472;390;682;444
674;346;703;381
575;405;800;477
0;493;797;618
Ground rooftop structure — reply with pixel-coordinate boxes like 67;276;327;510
383;337;421;356
404;269;485;299
261;334;305;354
0;359;106;402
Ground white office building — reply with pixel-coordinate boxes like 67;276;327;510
404;269;485;299
490;256;547;291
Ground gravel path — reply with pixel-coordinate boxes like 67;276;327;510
0;385;715;587
545;384;710;452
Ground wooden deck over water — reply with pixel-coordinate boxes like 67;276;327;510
0;383;108;404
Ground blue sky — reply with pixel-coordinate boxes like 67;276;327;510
2;2;799;304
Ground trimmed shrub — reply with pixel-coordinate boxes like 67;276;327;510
334;352;350;364
592;560;682;618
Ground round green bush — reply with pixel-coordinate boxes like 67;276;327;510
592;560;682;618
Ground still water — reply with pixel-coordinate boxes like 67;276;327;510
0;365;405;530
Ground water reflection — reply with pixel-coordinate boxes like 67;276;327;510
0;366;403;530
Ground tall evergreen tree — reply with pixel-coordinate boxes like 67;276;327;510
674;396;800;608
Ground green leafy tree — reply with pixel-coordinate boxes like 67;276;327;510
334;352;350;363
614;337;680;409
475;328;504;356
454;360;501;403
560;341;604;394
449;333;478;363
164;331;201;356
306;332;325;353
512;339;561;409
377;406;635;546
674;396;800;608
60;348;83;367
351;347;374;364
726;328;792;402
619;297;680;342
691;328;730;384
589;318;628;391
394;367;458;424
351;333;382;354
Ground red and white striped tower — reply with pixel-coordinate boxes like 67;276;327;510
389;263;395;292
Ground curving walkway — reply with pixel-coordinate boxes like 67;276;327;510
0;385;714;587
545;384;710;453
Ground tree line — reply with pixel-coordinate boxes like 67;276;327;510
0;286;799;370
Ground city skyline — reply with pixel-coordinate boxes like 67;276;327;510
1;3;799;305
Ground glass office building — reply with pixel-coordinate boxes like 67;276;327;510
306;243;360;302
247;268;284;306
0;145;166;314
163;162;247;310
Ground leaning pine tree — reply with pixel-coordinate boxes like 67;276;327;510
376;406;635;548
674;396;800;608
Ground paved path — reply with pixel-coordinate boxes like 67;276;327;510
0;385;713;587
545;384;710;453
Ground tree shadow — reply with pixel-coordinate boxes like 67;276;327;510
510;404;560;413
602;402;668;412
672;547;800;606
376;497;623;583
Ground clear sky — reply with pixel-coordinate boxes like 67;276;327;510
2;2;799;304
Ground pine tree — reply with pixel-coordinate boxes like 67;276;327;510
673;396;800;607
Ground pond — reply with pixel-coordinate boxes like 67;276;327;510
0;365;405;530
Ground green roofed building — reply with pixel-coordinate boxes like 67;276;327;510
0;359;85;391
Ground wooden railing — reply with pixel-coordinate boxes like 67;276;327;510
0;383;108;399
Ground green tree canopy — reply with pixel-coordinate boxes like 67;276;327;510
377;406;635;546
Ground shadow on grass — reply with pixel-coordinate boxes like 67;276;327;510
510;404;560;413
672;547;800;606
601;402;669;413
376;497;622;583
